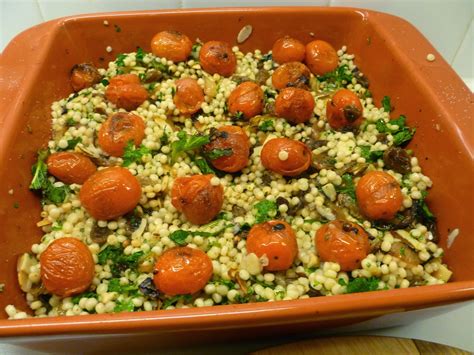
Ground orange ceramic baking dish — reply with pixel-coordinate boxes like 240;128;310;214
0;6;473;348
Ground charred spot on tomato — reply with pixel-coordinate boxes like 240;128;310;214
272;223;286;231
342;222;359;234
343;105;361;122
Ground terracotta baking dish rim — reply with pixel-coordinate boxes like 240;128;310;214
0;7;473;337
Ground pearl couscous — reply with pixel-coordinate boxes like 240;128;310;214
7;32;452;319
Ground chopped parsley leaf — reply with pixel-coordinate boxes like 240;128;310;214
258;120;274;132
122;141;150;167
254;199;277;224
169;224;231;246
114;299;134;313
170;131;210;163
336;174;356;200
194;157;215;174
318;65;353;89
162;294;192;309
57;137;82;151
345;277;381;293
359;145;384;162
205;148;232;160
381;95;392;112
115;53;127;67
376;115;416;146
71;291;96;304
98;245;144;276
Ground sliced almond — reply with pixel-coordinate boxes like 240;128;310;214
237;25;253;44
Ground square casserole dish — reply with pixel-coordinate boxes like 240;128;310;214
0;6;473;348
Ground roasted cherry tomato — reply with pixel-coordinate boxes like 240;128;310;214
272;36;306;64
326;89;363;130
260;138;312;177
203;126;250;173
199;41;236;77
246;220;297;271
150;30;193;63
356;171;403;221
40;237;95;297
79;167;141;220
70;63;102;92
105;74;148;111
171;174;224;225
227;81;264;120
305;40;338;76
173;77;204;115
97;112;146;157
271;62;311;90
315;220;370;271
153;246;213;296
275;87;315;124
47;152;96;185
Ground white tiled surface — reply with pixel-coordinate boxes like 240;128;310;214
452;18;473;78
0;0;473;353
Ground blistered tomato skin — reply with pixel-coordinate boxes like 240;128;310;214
153;247;213;296
326;89;363;130
150;30;193;63
275;87;315;124
47;152;96;185
105;74;148;111
79;167;142;221
199;41;237;77
171;174;224;225
203;126;250;173
271;62;311;90
305;40;339;76
40;237;95;297
356;171;403;221
97;112;146;157
260;138;312;177
70;63;101;92
173;77;205;115
315;220;370;271
272;36;306;64
228;81;264;120
246;220;298;271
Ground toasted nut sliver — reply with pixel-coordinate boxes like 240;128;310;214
237;25;253;44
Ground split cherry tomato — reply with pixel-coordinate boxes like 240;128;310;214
305;40;338;76
79;167;142;221
171;174;224;225
271;62;311;90
326;89;363;130
47;152;96;185
272;36;306;64
40;237;95;297
275;87;315;124
246;220;297;271
356;171;403;221
227;81;264;120
315;220;370;271
150;30;193;63
105;74;148;111
153;246;213;296
173;77;204;115
203;126;250;173
260;137;312;177
97;112;146;157
199;41;237;77
70;63;101;92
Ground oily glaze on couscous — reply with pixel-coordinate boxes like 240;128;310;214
6;31;452;320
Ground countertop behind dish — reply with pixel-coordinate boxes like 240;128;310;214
0;0;472;353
